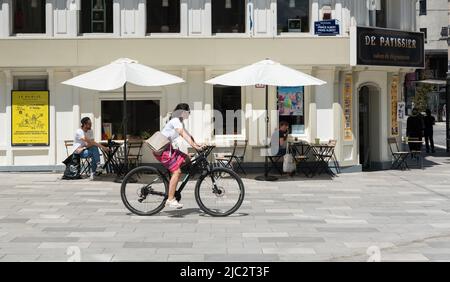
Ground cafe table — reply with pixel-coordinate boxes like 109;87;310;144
100;140;123;176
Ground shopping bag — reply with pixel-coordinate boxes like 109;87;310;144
283;153;296;173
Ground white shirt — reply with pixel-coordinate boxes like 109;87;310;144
161;118;184;142
73;128;94;154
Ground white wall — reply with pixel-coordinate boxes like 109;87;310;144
417;0;448;50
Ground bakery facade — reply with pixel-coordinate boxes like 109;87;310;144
0;0;423;172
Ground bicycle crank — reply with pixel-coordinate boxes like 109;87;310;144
137;186;150;203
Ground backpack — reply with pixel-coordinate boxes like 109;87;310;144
62;154;82;180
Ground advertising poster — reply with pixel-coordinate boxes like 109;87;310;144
277;87;304;116
398;102;406;120
391;76;399;136
343;74;353;141
11;91;49;146
102;123;112;140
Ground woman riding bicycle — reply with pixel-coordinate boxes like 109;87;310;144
153;103;203;209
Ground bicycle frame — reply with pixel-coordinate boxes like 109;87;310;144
161;146;217;197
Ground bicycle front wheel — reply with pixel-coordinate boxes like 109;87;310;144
120;166;168;216
195;167;245;217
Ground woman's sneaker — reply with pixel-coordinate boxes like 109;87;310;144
165;199;183;209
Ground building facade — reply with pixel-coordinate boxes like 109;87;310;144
0;0;422;171
404;0;447;119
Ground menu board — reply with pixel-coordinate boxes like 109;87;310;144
343;74;353;141
391;76;399;136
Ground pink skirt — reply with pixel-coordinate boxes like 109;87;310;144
153;144;187;173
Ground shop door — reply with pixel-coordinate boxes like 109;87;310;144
359;86;371;170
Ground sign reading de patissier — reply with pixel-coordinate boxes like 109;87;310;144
350;26;425;68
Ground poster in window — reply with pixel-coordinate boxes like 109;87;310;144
391;76;399;136
277;87;304;116
343;74;353;141
11;91;49;146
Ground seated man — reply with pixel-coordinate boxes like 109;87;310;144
270;121;289;156
73;117;109;180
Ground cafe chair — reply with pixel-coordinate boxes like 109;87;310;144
64;140;92;176
387;137;410;170
311;140;337;177
117;140;144;171
407;137;424;169
327;139;341;174
214;140;248;175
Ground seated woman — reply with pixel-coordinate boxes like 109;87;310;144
153;103;203;209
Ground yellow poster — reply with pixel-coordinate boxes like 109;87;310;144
12;91;49;146
343;74;353;141
390;76;399;136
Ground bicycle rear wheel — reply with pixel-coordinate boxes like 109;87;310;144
120;166;168;216
195;167;245;217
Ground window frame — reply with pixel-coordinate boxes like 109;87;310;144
146;0;182;36
11;0;47;36
79;0;115;36
212;85;245;138
419;0;427;16
211;0;249;37
97;92;163;142
276;0;312;36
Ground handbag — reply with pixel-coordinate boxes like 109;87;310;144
283;153;296;173
145;131;170;154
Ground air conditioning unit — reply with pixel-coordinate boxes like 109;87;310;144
440;26;449;38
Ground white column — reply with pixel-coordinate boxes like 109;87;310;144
334;1;344;35
0;0;11;37
204;0;212;36
137;0;146;36
4;70;13;165
46;0;54;36
113;0;121;36
180;0;188;36
71;69;80;132
47;69;57;165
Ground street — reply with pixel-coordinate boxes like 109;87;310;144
1;152;450;262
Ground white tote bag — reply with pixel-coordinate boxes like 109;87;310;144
283;153;296;173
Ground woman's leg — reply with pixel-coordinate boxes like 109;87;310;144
168;169;182;201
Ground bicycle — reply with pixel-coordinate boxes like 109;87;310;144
120;145;245;217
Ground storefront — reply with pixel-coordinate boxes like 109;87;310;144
0;0;422;172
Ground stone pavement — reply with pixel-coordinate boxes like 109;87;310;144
1;153;450;262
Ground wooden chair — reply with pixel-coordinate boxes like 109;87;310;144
387;137;410;170
328;139;341;174
64;140;91;176
289;140;311;177
214;140;248;175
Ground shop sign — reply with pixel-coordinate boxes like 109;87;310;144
343;74;353;141
314;20;340;36
352;26;425;68
391;76;399;136
11;91;50;146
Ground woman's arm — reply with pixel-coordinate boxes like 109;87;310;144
176;128;202;150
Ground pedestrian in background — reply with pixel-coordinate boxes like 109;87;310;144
424;109;436;153
406;108;424;152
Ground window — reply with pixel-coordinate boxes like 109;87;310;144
419;0;427;16
12;0;46;34
80;0;113;33
420;28;427;43
15;78;48;91
101;100;160;140
375;0;387;28
277;0;310;33
213;86;242;135
277;87;305;135
212;0;246;34
147;0;180;33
